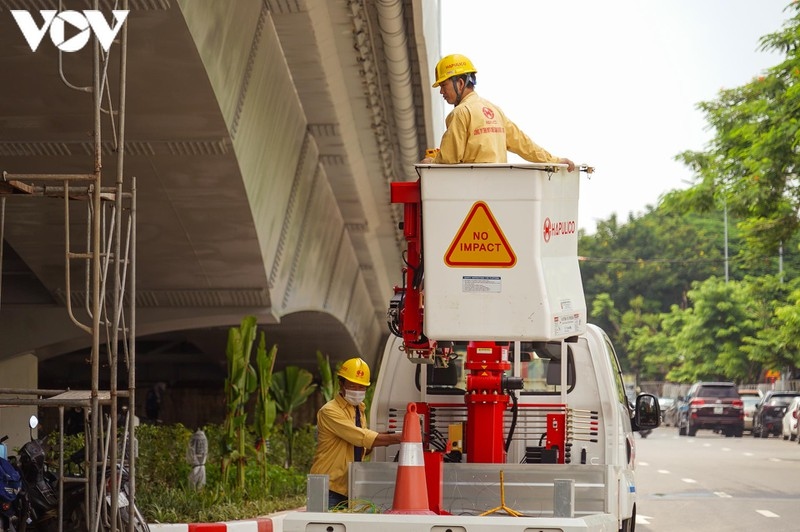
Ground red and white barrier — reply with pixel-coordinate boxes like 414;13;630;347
148;513;287;532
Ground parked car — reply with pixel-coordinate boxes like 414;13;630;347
742;396;761;433
738;388;763;399
663;398;680;427
752;390;800;438
658;397;675;424
780;396;800;441
677;382;744;437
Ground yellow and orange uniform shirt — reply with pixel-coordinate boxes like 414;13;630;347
309;393;378;496
433;91;561;165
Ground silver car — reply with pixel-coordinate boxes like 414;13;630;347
781;396;800;441
742;396;761;433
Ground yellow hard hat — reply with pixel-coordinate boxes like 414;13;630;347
432;54;477;88
337;357;371;386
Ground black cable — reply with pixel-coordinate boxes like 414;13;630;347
504;389;518;453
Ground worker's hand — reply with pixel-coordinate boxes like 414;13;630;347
559;158;576;172
420;157;434;163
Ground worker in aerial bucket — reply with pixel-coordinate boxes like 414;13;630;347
310;357;403;510
422;53;575;170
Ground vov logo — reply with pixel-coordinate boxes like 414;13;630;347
11;10;129;53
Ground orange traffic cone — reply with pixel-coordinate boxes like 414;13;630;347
385;403;435;515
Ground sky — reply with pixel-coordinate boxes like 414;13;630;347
439;0;793;234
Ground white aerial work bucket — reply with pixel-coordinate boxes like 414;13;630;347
418;163;586;341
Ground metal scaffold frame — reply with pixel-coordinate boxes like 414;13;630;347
0;1;143;530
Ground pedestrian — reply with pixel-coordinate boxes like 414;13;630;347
422;53;575;170
309;357;402;510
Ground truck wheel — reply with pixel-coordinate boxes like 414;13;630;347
620;504;635;532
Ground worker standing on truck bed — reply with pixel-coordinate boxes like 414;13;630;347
310;357;403;509
422;53;575;170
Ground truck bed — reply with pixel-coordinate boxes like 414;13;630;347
282;462;619;530
282;510;618;532
349;462;607;517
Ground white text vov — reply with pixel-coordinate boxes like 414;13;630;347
11;10;129;53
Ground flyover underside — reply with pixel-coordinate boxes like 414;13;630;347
0;0;434;379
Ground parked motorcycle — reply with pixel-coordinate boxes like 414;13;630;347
0;435;23;532
7;415;148;532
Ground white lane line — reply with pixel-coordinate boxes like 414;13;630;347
768;457;781;462
743;452;753;457
681;478;697;484
639;461;649;466
714;491;732;498
636;514;653;525
721;447;731;451
756;510;779;518
657;469;670;474
703;443;712;447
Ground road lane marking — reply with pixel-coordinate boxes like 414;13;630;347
657;469;670;474
756;510;779;518
743;452;753;456
636;514;653;525
639;461;649;466
703;443;711;447
714;491;732;498
768;458;781;462
721;447;731;451
681;478;697;484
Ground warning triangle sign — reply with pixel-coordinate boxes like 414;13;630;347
444;201;516;267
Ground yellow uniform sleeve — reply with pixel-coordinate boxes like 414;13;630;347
431;92;561;165
504;116;560;164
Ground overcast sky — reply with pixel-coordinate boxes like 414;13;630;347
439;0;792;233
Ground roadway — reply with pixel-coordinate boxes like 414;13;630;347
634;426;800;531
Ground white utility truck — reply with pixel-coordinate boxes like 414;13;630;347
283;164;659;532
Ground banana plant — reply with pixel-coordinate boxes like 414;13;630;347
222;316;258;490
254;332;277;486
316;350;336;403
271;366;317;467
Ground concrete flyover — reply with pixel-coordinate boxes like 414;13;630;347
0;0;442;426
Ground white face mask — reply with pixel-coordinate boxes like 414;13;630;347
344;389;366;406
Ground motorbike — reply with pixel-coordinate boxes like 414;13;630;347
0;435;23;532
9;415;148;532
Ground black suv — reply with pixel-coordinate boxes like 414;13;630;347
752;390;800;438
677;382;744;437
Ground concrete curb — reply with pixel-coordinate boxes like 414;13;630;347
148;513;287;531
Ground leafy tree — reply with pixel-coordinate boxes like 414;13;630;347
222;316;258;490
673;2;800;265
253;333;277;487
665;277;758;382
271;366;317;468
316;350;336;403
747;275;800;374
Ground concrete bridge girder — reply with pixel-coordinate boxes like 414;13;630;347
0;0;437;381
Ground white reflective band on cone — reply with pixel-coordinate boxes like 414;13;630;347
397;442;424;465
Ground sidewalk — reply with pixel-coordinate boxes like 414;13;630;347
148;511;289;531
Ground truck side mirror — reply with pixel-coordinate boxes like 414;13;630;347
633;394;660;430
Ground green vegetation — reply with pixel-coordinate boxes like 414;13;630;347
579;2;800;384
130;2;800;523
136;422;315;523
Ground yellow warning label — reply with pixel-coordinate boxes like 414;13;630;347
444;201;516;267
